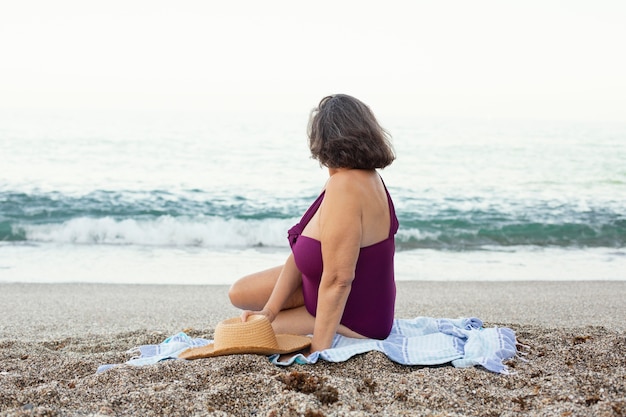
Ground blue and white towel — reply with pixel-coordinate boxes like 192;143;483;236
97;332;211;373
97;317;517;374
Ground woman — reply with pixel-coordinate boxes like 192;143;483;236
228;94;398;354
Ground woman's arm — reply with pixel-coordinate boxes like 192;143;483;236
311;172;362;352
241;253;302;322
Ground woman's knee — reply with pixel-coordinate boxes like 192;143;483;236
228;269;276;310
227;265;284;310
228;279;248;309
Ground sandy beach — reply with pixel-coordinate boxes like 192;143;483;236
1;281;625;416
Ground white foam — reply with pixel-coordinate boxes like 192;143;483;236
18;216;295;249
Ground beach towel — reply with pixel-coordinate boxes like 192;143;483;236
96;317;517;374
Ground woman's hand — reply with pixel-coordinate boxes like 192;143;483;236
240;307;276;323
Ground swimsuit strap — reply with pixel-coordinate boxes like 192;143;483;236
300;191;325;228
379;175;399;239
385;186;399;239
287;191;325;247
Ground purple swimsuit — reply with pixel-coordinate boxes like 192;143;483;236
287;182;399;340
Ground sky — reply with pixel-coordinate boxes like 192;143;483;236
1;0;625;122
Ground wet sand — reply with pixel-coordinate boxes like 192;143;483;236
1;281;625;416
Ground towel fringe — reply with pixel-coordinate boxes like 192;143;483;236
126;347;141;359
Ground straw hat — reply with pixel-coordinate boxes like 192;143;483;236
179;314;311;359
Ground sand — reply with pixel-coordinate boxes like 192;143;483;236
1;281;625;416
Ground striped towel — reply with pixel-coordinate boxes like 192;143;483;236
96;332;210;373
97;317;517;374
271;317;517;374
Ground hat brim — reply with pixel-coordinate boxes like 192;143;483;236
179;334;311;360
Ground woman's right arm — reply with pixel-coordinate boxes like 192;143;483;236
241;253;301;322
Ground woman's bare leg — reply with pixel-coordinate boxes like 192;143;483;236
228;265;304;311
230;266;364;340
272;306;365;339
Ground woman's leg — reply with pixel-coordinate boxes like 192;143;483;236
272;306;366;339
230;265;363;339
228;265;304;311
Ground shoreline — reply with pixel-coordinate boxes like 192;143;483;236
1;281;625;416
3;244;625;286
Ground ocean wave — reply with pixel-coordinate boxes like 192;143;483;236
9;216;295;248
395;220;626;250
1;190;624;250
0;190;306;221
4;214;624;250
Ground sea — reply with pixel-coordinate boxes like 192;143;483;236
1;107;625;285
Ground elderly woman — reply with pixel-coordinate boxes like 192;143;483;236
228;94;398;353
